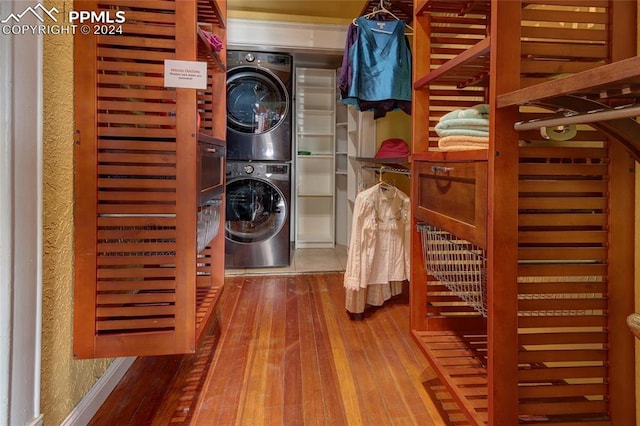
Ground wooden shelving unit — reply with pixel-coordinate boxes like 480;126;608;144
410;1;637;424
73;0;227;359
196;27;226;72
197;0;226;27
497;56;640;107
413;37;491;90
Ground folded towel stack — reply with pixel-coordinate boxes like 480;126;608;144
435;104;489;150
438;135;489;151
435;104;489;137
441;103;490;120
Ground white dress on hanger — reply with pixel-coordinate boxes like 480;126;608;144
343;183;410;314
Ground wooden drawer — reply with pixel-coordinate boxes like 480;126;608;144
415;160;487;248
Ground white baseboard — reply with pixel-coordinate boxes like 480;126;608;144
60;357;136;426
26;414;43;426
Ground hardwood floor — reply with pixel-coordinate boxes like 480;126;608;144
90;273;465;425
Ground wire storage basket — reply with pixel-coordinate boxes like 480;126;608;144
197;198;222;253
418;223;487;317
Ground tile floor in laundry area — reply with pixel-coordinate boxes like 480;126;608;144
224;245;348;276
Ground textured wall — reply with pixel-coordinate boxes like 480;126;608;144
41;1;112;424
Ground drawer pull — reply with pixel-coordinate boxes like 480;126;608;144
206;148;218;154
431;166;454;174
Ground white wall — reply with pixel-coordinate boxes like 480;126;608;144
227;18;347;53
0;1;43;424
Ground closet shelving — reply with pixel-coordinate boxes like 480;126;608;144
335;88;349;246
295;68;337;248
411;0;637;424
362;165;411;177
337;105;377;246
354;156;408;164
197;0;226;24
413;37;491;90
357;158;411;191
196;27;225;72
73;0;227;358
335;120;348;176
346;106;377;203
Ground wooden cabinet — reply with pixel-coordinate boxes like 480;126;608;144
73;0;227;359
413;152;487;248
410;1;637;424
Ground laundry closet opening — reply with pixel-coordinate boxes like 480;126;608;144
224;18;411;277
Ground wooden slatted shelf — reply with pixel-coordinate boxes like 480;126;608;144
197;26;226;72
414;37;491;90
413;150;488;162
415;1;612;92
416;0;491;17
195;281;223;341
197;0;226;29
498;57;640;163
412;330;488;425
497;56;640;108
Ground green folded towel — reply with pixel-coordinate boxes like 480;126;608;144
436;127;489;137
435;117;489;130
439;104;489;121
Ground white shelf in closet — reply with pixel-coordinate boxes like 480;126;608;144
346;106;376;201
335;148;348;176
337;104;376;247
334;76;349;247
294;67;336;249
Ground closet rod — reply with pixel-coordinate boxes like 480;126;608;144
514;104;640;131
363;165;411;176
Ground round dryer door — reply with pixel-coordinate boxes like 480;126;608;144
227;68;289;135
225;178;287;244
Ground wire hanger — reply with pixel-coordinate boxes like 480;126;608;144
377;166;395;190
353;0;414;35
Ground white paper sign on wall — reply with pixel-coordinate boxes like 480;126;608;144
164;59;207;89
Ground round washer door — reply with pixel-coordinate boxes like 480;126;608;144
225;178;287;244
226;67;289;135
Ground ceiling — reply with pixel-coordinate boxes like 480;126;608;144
227;1;369;21
227;0;413;25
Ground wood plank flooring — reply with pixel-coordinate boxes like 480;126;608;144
90;273;463;425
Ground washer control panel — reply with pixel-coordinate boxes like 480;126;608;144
227;162;289;181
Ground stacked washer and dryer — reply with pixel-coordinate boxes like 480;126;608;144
224;50;293;268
